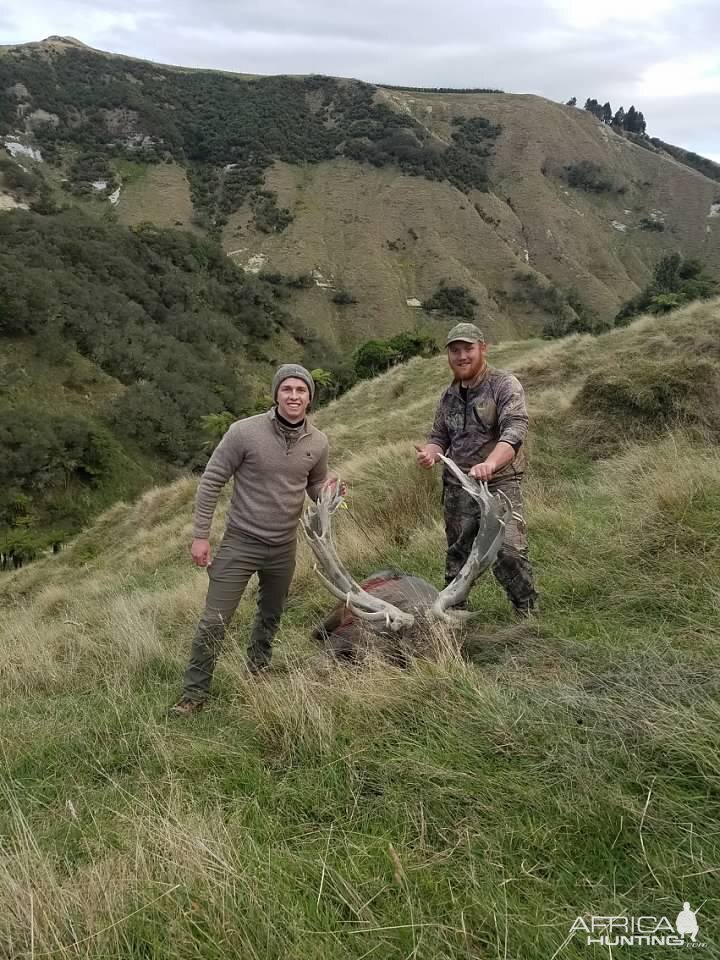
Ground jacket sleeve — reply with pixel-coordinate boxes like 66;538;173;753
427;394;450;450
306;439;329;502
192;423;245;539
496;374;528;450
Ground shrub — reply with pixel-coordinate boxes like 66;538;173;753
616;254;717;324
562;160;616;193
510;272;604;338
332;289;357;305
353;330;438;380
251;191;294;233
422;283;478;319
639;217;665;232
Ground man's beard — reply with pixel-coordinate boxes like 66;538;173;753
452;357;484;383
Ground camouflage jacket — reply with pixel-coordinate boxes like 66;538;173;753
427;365;529;485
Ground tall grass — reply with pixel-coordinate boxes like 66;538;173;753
1;300;719;957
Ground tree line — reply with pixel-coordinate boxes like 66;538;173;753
566;97;647;135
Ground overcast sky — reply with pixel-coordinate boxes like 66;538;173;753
3;0;719;161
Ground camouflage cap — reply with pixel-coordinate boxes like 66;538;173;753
446;322;485;345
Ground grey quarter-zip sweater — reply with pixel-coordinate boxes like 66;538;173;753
192;407;329;544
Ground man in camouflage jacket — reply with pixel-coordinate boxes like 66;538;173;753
415;322;537;613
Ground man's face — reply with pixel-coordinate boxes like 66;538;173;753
447;340;487;381
277;377;311;421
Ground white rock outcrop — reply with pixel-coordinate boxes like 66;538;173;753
4;141;42;162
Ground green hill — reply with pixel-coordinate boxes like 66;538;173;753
1;299;718;957
1;38;719;349
0;208;311;557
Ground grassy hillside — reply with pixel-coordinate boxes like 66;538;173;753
1;299;719;957
1;40;719;347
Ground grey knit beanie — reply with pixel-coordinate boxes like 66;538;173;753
272;363;315;403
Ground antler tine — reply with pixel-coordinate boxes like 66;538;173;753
302;487;415;633
432;456;513;619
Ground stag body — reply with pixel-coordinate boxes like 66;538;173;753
303;455;513;660
312;569;440;659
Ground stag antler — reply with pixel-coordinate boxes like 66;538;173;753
301;486;416;633
432;454;513;621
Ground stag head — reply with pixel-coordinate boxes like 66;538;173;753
301;455;513;643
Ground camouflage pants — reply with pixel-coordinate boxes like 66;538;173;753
443;476;537;611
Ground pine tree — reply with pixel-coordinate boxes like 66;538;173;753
566;96;577;107
612;106;625;127
637;111;647;135
625;105;639;132
602;102;613;124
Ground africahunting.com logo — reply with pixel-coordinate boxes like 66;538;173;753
570;902;706;948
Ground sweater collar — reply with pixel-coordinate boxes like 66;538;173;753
268;406;310;438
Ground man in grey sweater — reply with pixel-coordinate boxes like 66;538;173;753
170;364;344;716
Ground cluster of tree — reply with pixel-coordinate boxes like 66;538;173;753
510;271;602;338
250;190;294;234
422;282;479;319
577;98;647;134
0;406;141;562
342;101;500;193
0;207;324;554
0;157;57;212
0;408;117;495
0;209;294;464
352;331;439;380
0;47;502;231
63;152;118;196
616;254;717;322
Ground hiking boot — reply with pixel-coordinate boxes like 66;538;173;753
168;697;204;717
513;598;538;618
247;659;270;677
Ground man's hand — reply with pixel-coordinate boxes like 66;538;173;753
468;462;496;482
323;474;347;497
414;443;443;469
191;538;212;567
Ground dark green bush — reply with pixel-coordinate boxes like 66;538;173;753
0;209;287;465
616;254;717;323
639;217;665;232
332;289;357;305
511;272;604;338
353;330;438;379
562;160;616;193
422;283;478;319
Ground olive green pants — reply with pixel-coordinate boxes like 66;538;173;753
182;527;297;702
